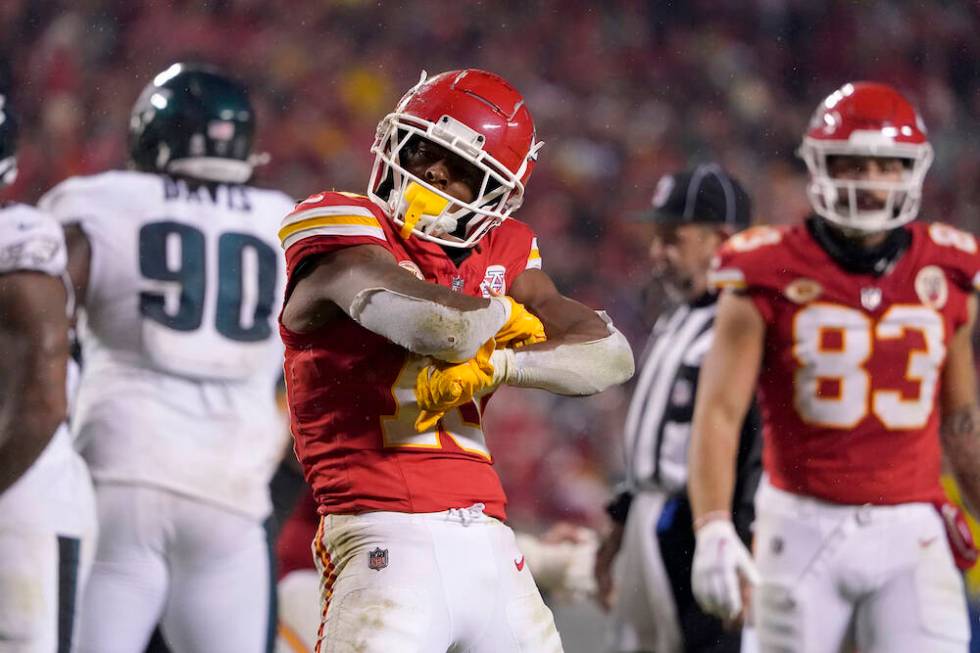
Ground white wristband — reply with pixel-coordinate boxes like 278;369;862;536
491;313;634;395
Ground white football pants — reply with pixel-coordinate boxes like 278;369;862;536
608;491;683;653
78;483;274;653
0;434;97;653
313;504;564;653
752;480;969;653
276;570;319;653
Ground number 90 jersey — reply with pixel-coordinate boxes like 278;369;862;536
39;171;294;519
279;191;542;520
710;221;980;506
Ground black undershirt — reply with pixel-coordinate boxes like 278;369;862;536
442;243;474;267
806;216;911;277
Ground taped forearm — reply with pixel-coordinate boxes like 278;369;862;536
350;288;508;362
491;315;634;395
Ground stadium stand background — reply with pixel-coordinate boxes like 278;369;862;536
4;5;980;645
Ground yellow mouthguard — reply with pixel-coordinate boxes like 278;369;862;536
400;182;450;239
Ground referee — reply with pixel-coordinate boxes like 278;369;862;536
597;164;762;653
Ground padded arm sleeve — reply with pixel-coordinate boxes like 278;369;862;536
491;312;634;395
350;288;510;363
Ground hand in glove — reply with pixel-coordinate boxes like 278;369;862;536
494;296;546;349
414;339;497;432
691;518;759;622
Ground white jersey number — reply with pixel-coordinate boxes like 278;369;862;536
793;303;945;429
139;221;277;342
928;223;977;254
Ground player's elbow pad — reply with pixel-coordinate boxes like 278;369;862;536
349;288;509;362
493;313;635;395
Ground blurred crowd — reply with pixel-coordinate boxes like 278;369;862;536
3;0;980;531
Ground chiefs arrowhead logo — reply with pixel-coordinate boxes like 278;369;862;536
915;265;947;310
514;555;525;572
784;278;822;304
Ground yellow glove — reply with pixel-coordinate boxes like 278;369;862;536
415;339;496;432
495;296;546;349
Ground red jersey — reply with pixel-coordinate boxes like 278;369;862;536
278;192;542;520
710;220;980;505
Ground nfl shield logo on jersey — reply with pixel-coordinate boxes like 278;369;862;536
480;265;507;298
860;287;882;311
368;547;389;571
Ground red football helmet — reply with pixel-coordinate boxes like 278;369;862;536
798;82;933;233
368;69;543;248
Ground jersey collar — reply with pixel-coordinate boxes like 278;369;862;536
806;216;911;277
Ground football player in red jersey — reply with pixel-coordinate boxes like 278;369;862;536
687;81;980;652
278;69;634;652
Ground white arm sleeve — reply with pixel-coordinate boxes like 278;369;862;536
349;288;510;363
491;312;634;395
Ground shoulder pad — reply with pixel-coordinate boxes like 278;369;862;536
279;191;387;253
709;225;789;292
0;204;67;276
917;222;980;293
490;218;540;271
38;171;153;224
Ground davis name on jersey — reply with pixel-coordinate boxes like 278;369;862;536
709;221;980;505
39;170;294;519
280;191;542;520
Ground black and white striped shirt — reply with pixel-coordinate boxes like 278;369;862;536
623;294;761;505
624;296;718;494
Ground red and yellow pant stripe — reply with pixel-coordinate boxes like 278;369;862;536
312;516;338;653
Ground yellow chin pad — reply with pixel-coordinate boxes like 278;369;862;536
401;182;450;239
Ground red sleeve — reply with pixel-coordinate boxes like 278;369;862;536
921;222;980;294
709;225;791;323
279;191;392;287
489;218;541;289
915;222;980;331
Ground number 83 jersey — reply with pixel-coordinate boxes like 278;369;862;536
39;171;294;519
710;220;980;506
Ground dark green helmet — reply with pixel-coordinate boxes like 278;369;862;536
0;92;17;188
129;63;255;183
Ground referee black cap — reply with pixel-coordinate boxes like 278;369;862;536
638;163;751;229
